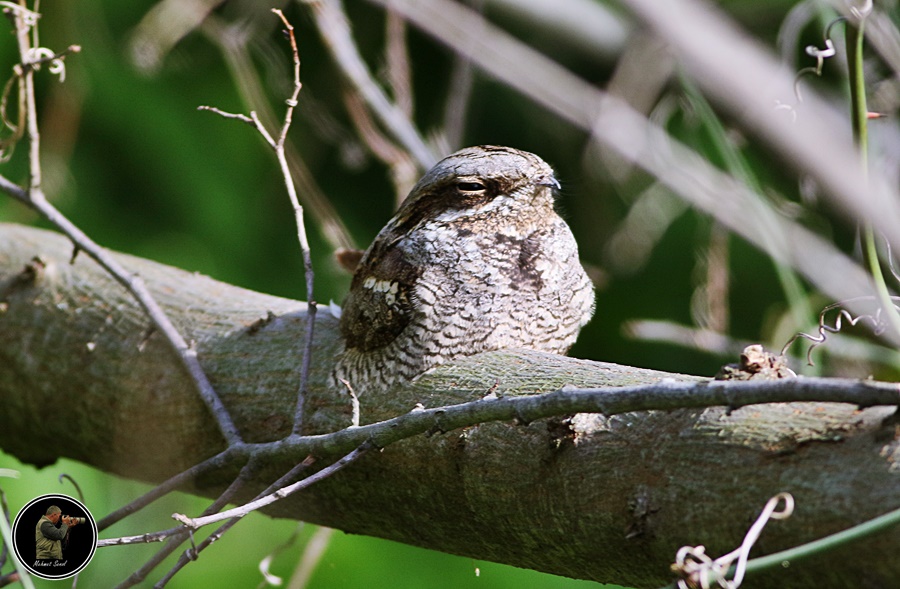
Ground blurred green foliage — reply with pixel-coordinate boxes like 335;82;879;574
1;0;897;586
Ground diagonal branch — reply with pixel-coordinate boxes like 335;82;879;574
172;444;369;530
305;0;437;169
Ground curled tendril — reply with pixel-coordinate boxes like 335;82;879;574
57;472;85;502
805;38;836;69
0;1;39;28
673;493;794;589
25;47;68;81
772;100;798;122
781;296;900;364
794;17;846;102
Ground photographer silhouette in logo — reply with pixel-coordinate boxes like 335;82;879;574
35;505;80;561
14;493;97;579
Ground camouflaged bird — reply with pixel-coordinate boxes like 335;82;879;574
333;145;595;394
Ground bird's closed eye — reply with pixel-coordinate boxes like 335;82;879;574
456;181;486;193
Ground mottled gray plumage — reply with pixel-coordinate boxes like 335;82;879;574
333;145;595;394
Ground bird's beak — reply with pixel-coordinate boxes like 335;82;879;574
535;175;561;190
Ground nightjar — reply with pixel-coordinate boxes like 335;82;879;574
333;145;595;394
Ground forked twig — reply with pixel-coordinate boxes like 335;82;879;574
172;443;369;530
199;9;316;435
110;459;258;588
96;447;245;532
199;13;357;252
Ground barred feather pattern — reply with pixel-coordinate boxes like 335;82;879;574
332;146;595;395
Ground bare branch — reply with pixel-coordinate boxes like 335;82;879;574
173;444;369;530
96;527;182;548
272;8;315;434
96;447;248;532
200;14;357;252
196;105;274;145
272;9;302;149
111;459;257;588
201;10;317;434
7;224;900;585
155;454;318;584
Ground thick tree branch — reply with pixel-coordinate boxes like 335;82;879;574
3;223;900;588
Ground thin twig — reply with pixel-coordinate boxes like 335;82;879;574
155;453;318;586
201;10;316;435
96;446;246;531
111;459;258;589
305;0;437;169
196;105;256;128
99;458;258;551
82;377;900;500
151;465;270;588
200;14;356;252
271;9;317;434
174;443;369;529
300;376;900;458
124;375;900;472
102;457;311;552
0;4;242;446
96;527;184;548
